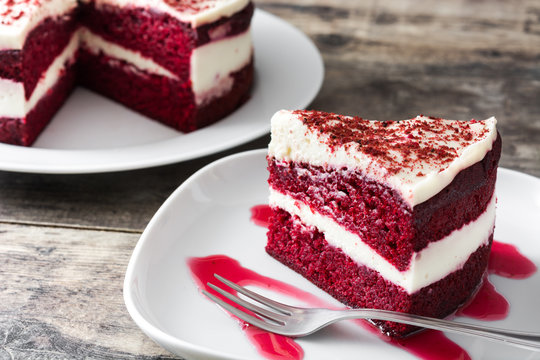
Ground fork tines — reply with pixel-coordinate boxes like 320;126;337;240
202;274;289;330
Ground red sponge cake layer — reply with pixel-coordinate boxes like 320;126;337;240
0;9;78;96
193;61;253;130
77;48;197;132
0;61;77;146
79;1;254;75
78;48;253;132
22;11;78;97
266;110;501;337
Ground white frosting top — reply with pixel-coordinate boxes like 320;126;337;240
268;110;498;207
0;0;77;50
84;0;249;27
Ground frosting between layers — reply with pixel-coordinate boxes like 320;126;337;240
0;0;77;50
269;187;496;294
191;29;252;105
268;110;498;207
79;28;178;79
0;30;78;117
83;0;250;27
80;27;252;105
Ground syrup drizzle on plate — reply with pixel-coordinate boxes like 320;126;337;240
250;204;273;228
488;240;537;278
456;276;509;320
187;205;537;360
188;255;310;360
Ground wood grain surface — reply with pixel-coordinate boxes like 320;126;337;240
0;0;539;359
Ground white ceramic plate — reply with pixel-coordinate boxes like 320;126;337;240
124;149;540;359
0;10;323;174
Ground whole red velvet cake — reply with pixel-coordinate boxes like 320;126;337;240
0;0;254;146
266;109;501;337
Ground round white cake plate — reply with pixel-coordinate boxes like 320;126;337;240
124;149;540;360
0;10;323;174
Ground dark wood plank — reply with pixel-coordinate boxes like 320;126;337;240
0;223;175;359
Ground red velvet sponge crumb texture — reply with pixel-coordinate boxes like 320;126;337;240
0;62;77;146
194;60;253;129
267;134;501;271
78;49;254;132
0;10;78;98
77;48;198;132
266;208;492;338
79;2;253;77
79;2;195;79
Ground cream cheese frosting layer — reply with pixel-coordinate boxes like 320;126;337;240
270;187;496;294
0;0;77;50
80;27;252;106
83;0;250;27
191;29;252;105
79;28;178;79
268;110;498;207
0;30;78;118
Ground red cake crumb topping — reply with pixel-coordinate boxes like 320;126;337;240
293;110;491;176
0;0;41;26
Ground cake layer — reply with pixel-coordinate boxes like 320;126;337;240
269;188;495;294
266;207;492;337
0;59;76;145
191;29;252;105
268;110;498;207
0;30;79;118
0;50;20;81
79;28;177;79
80;26;252;105
0;0;77;50
193;59;253;129
78;24;252;128
83;0;250;28
0;8;78;97
78;47;253;132
267;134;501;270
79;1;253;77
77;47;196;132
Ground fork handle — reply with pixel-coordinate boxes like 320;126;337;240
334;309;540;351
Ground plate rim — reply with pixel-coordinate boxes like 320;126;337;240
124;149;264;360
0;9;324;174
123;147;540;359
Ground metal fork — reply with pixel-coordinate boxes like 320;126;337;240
203;274;540;351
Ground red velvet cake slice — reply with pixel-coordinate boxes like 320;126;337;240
78;0;254;132
0;0;79;146
266;110;501;337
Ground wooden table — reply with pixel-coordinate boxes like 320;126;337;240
1;0;539;358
